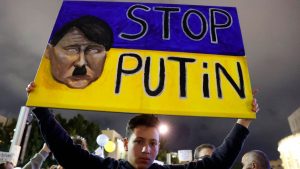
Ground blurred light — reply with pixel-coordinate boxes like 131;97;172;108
278;133;300;169
96;134;109;146
104;141;116;153
95;146;104;158
178;150;192;162
159;124;169;135
154;160;164;165
117;138;125;152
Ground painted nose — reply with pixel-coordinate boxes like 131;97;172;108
74;51;87;67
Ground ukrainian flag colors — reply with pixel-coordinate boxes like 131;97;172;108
27;1;255;118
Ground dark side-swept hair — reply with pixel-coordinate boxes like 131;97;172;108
194;143;216;159
126;114;160;138
49;15;113;51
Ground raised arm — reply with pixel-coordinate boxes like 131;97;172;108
237;98;259;128
26;82;111;168
173;98;260;169
22;143;50;169
200;98;259;169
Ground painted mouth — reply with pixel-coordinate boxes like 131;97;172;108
70;75;90;81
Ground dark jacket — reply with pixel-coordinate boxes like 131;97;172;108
33;108;249;169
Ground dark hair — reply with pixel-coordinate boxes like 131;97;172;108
0;161;13;169
49;15;113;51
0;163;4;169
194;143;216;159
126;114;160;138
248;150;271;169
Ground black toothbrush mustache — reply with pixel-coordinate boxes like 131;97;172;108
72;66;87;76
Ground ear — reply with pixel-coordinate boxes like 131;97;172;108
123;138;128;151
252;162;257;169
45;44;53;59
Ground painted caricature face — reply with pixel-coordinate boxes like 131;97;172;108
125;126;160;169
47;27;107;89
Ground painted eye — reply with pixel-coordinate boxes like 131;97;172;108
66;48;79;54
86;45;105;54
87;48;100;54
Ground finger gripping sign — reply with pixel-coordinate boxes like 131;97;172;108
26;1;255;119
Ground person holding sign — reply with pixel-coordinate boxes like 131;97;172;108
26;82;259;169
46;16;113;89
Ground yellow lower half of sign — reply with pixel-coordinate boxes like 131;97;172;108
26;48;255;118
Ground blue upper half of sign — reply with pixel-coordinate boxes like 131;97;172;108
50;1;245;56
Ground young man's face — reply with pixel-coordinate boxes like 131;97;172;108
125;126;160;169
47;27;107;89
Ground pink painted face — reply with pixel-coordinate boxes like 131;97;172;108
47;27;107;89
125;126;160;169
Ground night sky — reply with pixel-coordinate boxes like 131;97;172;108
0;0;299;161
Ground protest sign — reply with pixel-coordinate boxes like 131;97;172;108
26;1;254;118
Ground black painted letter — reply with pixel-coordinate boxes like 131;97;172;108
115;53;142;94
168;57;196;97
202;62;210;98
119;4;150;40
182;9;208;41
210;8;232;44
215;62;245;98
144;57;165;96
153;7;180;40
